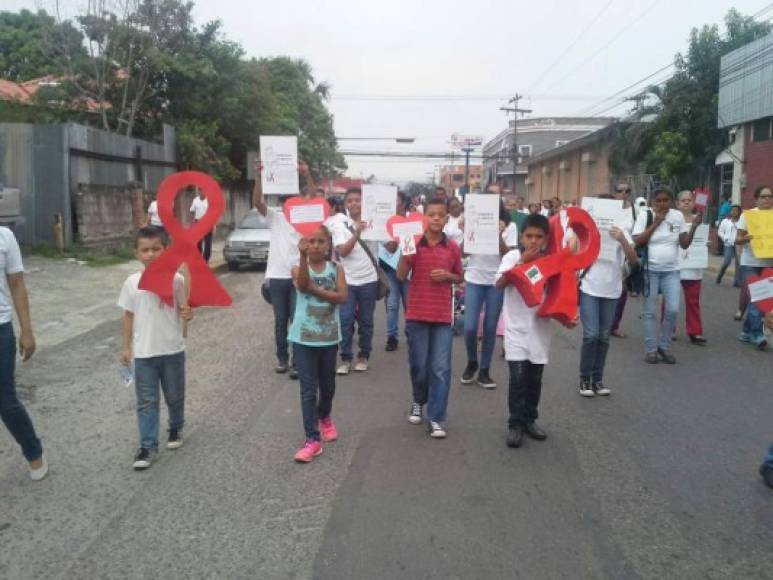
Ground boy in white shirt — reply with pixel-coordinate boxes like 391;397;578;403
118;227;193;470
495;214;576;448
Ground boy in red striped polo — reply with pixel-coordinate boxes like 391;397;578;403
397;198;464;438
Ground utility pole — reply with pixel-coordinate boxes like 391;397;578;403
500;94;532;197
463;146;472;196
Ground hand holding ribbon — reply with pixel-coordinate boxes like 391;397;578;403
139;171;232;308
504;207;600;325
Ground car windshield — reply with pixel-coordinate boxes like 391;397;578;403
239;212;270;229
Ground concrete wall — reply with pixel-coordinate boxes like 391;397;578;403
526;142;613;204
73;184;141;248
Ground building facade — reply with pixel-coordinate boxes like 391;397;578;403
438;165;482;194
525;124;625;204
482;117;614;196
716;32;773;208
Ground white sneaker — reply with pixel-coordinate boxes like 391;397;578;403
336;362;351;375
579;379;595;397
408;403;423;424
353;359;368;372
428;421;447;438
29;454;48;481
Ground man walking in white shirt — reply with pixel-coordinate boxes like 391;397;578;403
190;190;213;263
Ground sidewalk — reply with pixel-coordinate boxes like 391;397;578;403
22;239;226;349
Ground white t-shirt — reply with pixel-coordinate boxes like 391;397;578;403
679;215;704;281
331;217;378;286
147;200;163;227
443;215;465;246
717;218;737;246
117;272;185;359
496;249;552;364
190;197;208;220
265;207;300;280
465;222;519;285
0;227;24;325
737;209;773;268
581;228;633;299
632;208;688;272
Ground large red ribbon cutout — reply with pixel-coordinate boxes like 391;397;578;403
139;171;232;307
505;207;600;325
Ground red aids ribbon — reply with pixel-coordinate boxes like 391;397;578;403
139;171;232;307
505;207;600;325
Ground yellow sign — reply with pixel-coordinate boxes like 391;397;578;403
745;210;773;259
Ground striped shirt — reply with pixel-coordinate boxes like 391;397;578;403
404;234;463;324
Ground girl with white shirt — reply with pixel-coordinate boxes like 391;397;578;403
633;187;701;364
676;190;707;345
578;197;639;397
460;197;518;389
443;197;465;246
716;205;741;287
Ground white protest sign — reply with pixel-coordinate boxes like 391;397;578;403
464;194;500;255
679;224;709;270
392;220;425;240
582;197;626;262
260;136;299;194
289;204;326;224
362;184;397;241
749;276;773;303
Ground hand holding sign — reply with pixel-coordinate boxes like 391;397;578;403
139;171;232;308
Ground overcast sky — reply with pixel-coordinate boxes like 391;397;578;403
8;0;772;183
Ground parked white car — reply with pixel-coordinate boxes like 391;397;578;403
223;209;271;271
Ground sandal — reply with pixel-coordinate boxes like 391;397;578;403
611;329;627;338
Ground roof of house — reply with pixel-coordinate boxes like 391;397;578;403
0;79;33;102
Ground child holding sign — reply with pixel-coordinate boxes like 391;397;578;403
736;185;773;350
495;214;577;448
118;227;193;470
289;226;347;463
398;197;463;438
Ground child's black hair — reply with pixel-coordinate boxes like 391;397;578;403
134;226;166;248
425;196;448;211
522;214;549;236
345;187;362;198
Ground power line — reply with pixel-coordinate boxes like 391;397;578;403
527;0;617;94
330;93;607;102
540;0;664;96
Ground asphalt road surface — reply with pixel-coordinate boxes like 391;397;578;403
1;269;771;580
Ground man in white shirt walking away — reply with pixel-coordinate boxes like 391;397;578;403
190;190;213;263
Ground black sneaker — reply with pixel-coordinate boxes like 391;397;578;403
289;366;299;380
592;380;611;396
760;464;773;489
461;361;479;384
476;369;496;389
275;361;289;374
385;337;398;352
579;378;594;397
167;429;183;449
133;448;153;470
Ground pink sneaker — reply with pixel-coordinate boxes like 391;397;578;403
319;417;338;442
294;440;323;463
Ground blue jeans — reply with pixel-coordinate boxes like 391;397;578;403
134;352;186;451
268;278;296;365
641;270;681;353
579;292;618;381
406;321;453;423
741;266;766;342
384;267;409;340
763;443;773;469
293;343;337;441
340;281;379;361
508;361;544;428
0;322;42;462
717;244;740;286
463;281;504;370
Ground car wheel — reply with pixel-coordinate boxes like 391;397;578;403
227;261;239;272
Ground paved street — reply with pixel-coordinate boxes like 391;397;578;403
1;263;771;580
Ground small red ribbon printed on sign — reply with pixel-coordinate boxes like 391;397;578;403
139;171;232;307
505;207;601;325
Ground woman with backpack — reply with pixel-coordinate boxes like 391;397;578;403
632;187;702;364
